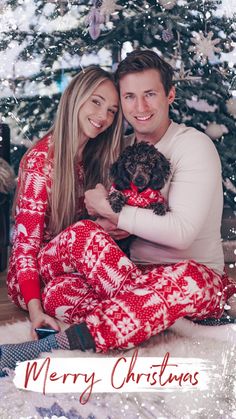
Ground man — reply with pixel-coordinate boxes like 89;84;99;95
84;50;236;341
85;49;224;275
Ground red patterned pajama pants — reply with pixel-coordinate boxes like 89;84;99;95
33;220;234;352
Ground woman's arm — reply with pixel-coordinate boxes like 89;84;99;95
13;152;48;303
10;142;59;333
28;299;60;340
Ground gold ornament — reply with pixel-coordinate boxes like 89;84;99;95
100;0;122;22
159;0;177;10
0;0;6;14
189;31;221;64
174;62;202;82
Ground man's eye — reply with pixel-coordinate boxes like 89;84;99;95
146;92;156;97
125;95;134;100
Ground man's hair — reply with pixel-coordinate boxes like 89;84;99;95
115;49;174;95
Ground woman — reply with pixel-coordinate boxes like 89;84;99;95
1;58;235;375
6;65;125;339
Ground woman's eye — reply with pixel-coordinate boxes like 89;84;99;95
92;99;100;106
109;109;116;115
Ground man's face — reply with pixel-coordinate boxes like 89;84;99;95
119;69;175;143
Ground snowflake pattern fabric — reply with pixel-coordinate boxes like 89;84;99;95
7;135;85;309
6;137;236;352
109;182;166;208
17;218;234;352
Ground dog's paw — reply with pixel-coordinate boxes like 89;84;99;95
108;191;126;213
150;202;168;215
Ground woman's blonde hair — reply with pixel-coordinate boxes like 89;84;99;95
49;65;123;235
15;66;123;236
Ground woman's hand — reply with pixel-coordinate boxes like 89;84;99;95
96;217;130;240
85;184;119;225
28;299;60;340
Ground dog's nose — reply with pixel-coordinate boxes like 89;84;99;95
134;176;145;186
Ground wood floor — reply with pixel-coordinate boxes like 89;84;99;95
0;270;29;326
0;260;236;327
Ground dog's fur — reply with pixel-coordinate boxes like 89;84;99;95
108;141;171;215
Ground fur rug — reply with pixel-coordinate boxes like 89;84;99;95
0;319;235;418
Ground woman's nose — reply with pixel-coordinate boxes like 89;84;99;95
98;107;108;121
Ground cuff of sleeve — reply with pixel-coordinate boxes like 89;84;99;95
19;275;41;306
117;205;138;233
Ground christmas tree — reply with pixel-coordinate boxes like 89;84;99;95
0;0;235;210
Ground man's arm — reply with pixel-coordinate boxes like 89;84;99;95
85;184;119;225
85;135;222;250
118;136;223;250
84;186;130;240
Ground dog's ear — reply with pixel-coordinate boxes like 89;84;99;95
161;154;171;182
117;169;131;189
159;154;171;181
110;161;119;180
110;160;130;190
150;154;171;190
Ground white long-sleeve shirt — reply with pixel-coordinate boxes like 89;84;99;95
118;121;224;274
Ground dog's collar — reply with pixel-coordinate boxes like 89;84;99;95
112;182;139;193
129;182;139;192
111;182;160;199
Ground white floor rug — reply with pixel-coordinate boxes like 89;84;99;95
0;319;235;419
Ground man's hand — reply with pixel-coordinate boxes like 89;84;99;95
96;217;130;240
85;184;119;225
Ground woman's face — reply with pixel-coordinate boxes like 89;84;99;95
79;79;119;141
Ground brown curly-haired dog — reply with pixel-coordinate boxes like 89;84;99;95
108;141;171;215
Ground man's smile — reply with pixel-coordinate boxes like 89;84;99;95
135;114;153;122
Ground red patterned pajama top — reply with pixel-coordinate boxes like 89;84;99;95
7;135;85;307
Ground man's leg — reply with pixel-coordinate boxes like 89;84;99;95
1;251;233;372
85;260;228;351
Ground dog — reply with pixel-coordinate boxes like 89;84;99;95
108;141;171;215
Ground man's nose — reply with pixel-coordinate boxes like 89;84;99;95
136;97;148;113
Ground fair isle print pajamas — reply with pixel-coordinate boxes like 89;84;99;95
35;220;231;352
